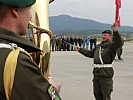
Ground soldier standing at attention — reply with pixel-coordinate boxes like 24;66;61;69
0;0;61;100
76;23;122;100
116;38;124;60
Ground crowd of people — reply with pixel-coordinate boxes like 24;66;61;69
51;35;97;51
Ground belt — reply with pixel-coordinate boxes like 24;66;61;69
93;64;112;68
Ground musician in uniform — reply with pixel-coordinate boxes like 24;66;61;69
76;23;123;100
0;0;61;100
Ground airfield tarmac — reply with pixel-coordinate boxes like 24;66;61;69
50;41;133;100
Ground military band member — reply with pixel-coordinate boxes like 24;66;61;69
0;0;61;100
76;23;123;100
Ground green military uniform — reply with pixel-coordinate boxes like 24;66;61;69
117;47;123;59
78;31;122;100
51;36;56;51
0;29;52;100
0;0;61;100
117;38;124;60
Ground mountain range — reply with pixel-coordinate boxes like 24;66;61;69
49;15;133;35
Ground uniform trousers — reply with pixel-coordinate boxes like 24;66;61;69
117;47;123;59
93;75;113;100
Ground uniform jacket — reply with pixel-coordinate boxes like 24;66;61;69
78;31;123;77
0;29;51;100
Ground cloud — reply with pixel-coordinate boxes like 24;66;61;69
49;0;133;26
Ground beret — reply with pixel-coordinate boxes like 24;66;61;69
0;0;36;8
102;30;112;34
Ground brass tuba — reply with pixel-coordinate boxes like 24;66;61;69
29;0;54;82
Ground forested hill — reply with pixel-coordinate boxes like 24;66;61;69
49;15;133;34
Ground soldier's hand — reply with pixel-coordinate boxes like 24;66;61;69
52;81;62;93
111;23;118;32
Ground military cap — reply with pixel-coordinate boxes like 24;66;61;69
0;0;36;8
102;30;112;34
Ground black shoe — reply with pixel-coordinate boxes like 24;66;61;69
118;58;123;60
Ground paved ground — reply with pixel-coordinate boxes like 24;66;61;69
50;41;133;100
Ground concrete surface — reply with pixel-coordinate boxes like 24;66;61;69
50;41;133;100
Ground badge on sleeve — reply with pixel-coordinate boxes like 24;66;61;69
48;84;61;100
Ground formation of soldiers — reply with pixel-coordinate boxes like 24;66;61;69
51;35;97;51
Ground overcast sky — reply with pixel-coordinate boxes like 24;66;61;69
49;0;133;27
